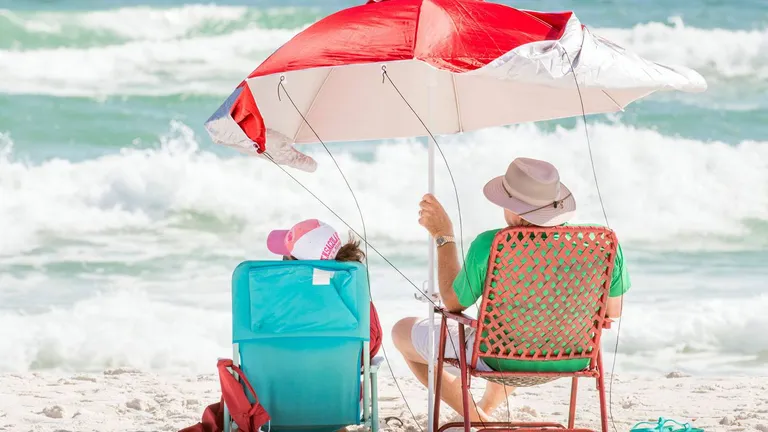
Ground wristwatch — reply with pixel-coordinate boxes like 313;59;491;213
435;235;456;248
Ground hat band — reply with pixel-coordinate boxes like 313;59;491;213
501;176;560;206
518;192;573;217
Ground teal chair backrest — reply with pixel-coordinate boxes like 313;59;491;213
232;260;371;432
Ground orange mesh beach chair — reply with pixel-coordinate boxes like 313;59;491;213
434;226;618;432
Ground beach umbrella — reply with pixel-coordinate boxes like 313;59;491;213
205;0;706;427
205;0;705;171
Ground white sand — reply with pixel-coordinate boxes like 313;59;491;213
4;368;768;432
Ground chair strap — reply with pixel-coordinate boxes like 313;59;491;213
217;359;262;406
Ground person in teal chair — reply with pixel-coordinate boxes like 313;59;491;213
267;218;382;361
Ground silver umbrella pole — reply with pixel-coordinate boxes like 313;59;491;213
426;131;436;432
426;75;437;432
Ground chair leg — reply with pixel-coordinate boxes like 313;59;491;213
458;324;471;432
568;377;578;428
223;401;231;432
363;342;371;424
597;352;609;432
371;371;379;432
434;317;448;432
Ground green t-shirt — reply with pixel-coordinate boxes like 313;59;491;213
453;226;631;372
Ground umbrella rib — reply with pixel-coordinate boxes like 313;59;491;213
451;73;464;133
291;67;336;143
601;90;624;112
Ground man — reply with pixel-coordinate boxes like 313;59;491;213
392;157;630;421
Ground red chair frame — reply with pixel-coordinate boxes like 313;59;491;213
433;226;618;432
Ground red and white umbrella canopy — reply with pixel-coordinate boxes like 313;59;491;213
206;0;706;171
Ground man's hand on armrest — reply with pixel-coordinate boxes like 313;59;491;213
441;286;464;313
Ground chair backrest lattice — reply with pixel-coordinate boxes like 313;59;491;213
473;226;618;366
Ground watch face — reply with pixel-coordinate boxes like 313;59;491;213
436;237;446;246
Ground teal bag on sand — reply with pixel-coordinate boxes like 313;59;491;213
630;418;703;432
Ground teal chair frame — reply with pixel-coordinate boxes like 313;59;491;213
223;260;380;432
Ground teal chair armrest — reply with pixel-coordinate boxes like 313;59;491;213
371;356;384;373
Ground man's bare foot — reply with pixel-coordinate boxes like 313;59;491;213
476;404;498;422
479;409;495;423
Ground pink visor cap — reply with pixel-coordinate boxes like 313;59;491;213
267;219;342;260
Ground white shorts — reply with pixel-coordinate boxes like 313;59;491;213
410;318;492;372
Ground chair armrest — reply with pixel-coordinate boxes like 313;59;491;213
371;356;384;373
435;307;476;327
362;356;385;374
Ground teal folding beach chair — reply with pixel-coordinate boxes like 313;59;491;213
224;260;381;432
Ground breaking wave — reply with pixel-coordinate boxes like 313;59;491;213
1;120;767;373
0;6;766;96
1;120;766;258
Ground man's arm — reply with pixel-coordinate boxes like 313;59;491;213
606;244;630;319
606;295;623;319
418;194;464;312
436;242;464;312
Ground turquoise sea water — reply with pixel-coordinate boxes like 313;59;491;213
0;0;767;375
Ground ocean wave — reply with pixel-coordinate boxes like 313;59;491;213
595;17;768;81
0;289;231;373
0;8;766;96
0;5;316;48
1;121;767;374
0;25;298;97
2;280;767;374
1;120;766;258
612;294;768;357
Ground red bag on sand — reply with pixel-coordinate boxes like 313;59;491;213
179;400;224;432
180;359;270;432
